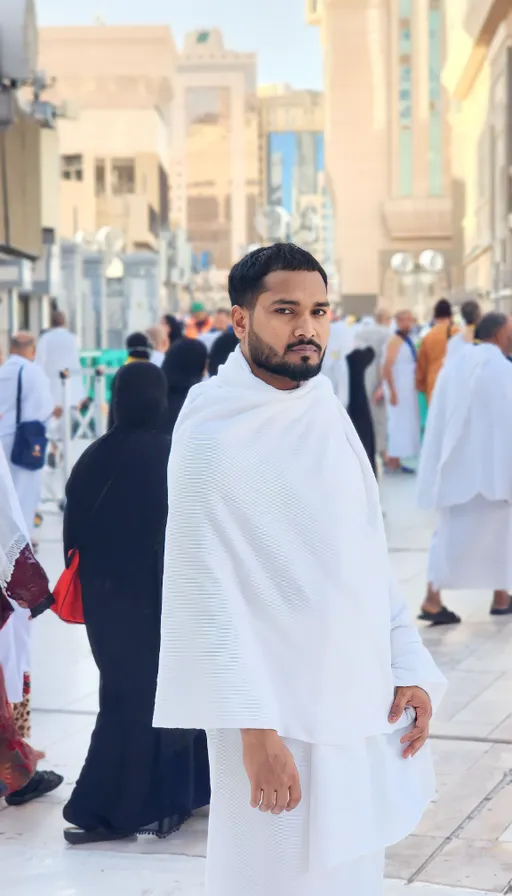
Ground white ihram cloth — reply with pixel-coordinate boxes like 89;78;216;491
0;355;54;531
0;443;31;702
418;342;512;590
386;339;420;458
36;326;84;408
150;349;165;368
154;348;445;890
322;319;355;408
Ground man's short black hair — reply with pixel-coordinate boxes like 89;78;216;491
228;243;328;310
474;312;508;342
461;299;481;326
126;331;151;360
434;298;452;319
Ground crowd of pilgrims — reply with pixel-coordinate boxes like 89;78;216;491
1;295;503;841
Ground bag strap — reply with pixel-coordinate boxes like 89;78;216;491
16;367;23;426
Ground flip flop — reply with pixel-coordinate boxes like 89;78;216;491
490;598;512;616
417;606;461;626
5;770;63;806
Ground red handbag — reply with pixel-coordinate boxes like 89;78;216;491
51;550;84;624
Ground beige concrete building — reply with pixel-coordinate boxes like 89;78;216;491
257;86;337;288
171;29;258;271
443;0;512;304
308;0;454;315
38;25;177;252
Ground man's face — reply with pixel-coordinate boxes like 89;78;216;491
213;311;230;331
193;310;208;324
232;270;330;387
396;312;413;335
497;318;512;356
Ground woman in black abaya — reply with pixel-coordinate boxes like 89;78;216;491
62;362;210;845
347;346;377;476
161;337;207;438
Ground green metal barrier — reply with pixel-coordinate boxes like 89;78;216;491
80;350;127;403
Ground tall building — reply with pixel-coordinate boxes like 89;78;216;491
444;0;512;304
258;86;336;291
38;25;177;252
171;30;258;272
307;0;454;315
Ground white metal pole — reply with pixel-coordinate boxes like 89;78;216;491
60;370;72;486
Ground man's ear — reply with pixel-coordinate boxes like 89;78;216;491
232;306;248;340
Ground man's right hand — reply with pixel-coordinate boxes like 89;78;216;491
389;389;398;407
241;729;302;815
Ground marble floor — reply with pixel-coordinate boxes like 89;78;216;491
1;472;511;894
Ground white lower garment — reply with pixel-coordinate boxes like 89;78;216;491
206;722;435;895
0;434;42;535
428;494;512;590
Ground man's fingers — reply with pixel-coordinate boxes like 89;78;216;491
271;787;289;815
400;723;428;745
250;783;262;809
287;778;302;811
403;733;428;758
259;788;275;813
389;690;409;723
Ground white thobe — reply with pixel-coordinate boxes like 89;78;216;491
418;342;512;589
0;355;54;532
386;340;420;458
0;443;31;702
322;320;355;408
150;349;165;367
357;325;390;454
36;326;84;408
155;348;445;895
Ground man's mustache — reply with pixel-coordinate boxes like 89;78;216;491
286;339;323;353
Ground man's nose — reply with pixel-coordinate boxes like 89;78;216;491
294;315;317;339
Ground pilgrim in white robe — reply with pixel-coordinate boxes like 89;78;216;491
418;342;512;590
386;338;421;459
36;325;84;409
0;355;54;532
154;348;446;896
322;319;355;408
0;444;31;704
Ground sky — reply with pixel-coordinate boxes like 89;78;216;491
36;0;324;90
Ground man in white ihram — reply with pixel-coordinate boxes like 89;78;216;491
154;244;446;896
36;309;84;413
417;311;512;625
0;332;54;533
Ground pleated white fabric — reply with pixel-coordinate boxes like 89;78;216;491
206;729;386;896
154;348;445;744
428;495;512;590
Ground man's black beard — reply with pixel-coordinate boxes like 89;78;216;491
247;327;325;383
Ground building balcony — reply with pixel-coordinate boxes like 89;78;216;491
382;197;453;242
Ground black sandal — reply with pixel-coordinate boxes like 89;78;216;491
417;606;461;626
64;827;135;846
490;598;512;616
5;770;63;806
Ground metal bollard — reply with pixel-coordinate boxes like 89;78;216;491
94;368;107;437
60;369;72;484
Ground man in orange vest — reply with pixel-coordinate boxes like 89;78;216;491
416;299;458;403
185;303;212;340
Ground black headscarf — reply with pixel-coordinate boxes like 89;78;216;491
162;315;183;344
64;362;171;570
161;337;207;437
208;330;239;377
126;331;152;361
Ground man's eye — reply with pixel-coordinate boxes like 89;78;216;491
275;308;293;314
313;309;328;316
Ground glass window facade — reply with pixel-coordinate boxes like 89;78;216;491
428;0;443;196
398;0;413;196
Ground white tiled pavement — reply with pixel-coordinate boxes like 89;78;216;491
1;471;511;894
